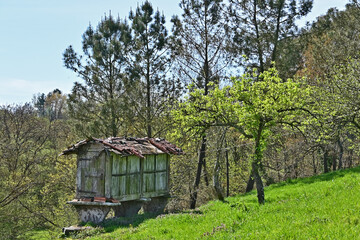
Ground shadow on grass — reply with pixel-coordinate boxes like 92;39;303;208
97;212;161;233
61;213;164;238
95;208;204;234
225;166;360;206
268;166;360;190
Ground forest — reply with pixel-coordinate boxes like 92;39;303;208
2;0;360;238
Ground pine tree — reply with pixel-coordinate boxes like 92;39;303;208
63;15;131;137
171;0;231;209
126;1;179;137
228;0;313;75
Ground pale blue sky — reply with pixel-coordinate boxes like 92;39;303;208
0;0;348;104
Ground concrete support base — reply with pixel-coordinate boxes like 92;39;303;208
114;201;142;217
142;197;168;214
73;205;111;224
67;201;122;224
67;197;169;224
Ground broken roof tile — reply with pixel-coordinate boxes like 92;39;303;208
61;137;183;158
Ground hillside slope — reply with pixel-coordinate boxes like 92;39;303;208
32;167;360;239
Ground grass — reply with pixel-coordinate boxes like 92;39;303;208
32;167;360;239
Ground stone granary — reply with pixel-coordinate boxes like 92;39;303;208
61;137;183;224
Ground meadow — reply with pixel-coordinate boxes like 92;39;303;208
29;166;360;239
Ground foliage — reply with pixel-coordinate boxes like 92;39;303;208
228;0;313;76
299;3;360;83
33;89;67;121
0;104;77;239
63;15;131;138
308;58;360;165
8;1;360;239
124;0;181;137
175;68;312;134
173;67;314;203
328;59;360;130
171;0;232;209
172;0;231;88
297;4;360;172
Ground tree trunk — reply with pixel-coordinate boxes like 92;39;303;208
337;138;343;170
348;149;353;168
245;169;255;193
253;0;265;73
190;135;207;209
225;140;230;197
312;152;317;174
146;54;152;138
323;147;329;173
332;154;337;171
213;148;224;201
202;158;210;186
253;162;265;204
253;121;265;204
270;0;284;63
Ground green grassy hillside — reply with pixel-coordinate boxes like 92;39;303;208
32;167;360;239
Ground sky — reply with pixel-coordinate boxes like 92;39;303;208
0;0;349;105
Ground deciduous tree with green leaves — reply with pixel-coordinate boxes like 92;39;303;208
0;104;77;238
299;4;360;83
297;3;360;172
312;58;360;171
173;68;313;204
227;0;314;192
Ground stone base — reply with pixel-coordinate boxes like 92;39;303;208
142;197;168;214
67;201;122;224
114;201;143;217
73;205;111;224
67;197;169;223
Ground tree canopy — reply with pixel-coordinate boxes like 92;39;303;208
174;67;314;203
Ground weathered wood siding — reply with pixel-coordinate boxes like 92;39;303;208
110;153;169;200
76;143;105;198
111;155;141;201
142;154;169;198
76;144;170;201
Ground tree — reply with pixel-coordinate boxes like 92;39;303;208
227;0;313;191
33;93;46;117
171;0;232;209
297;3;360;173
125;1;179;137
299;4;360;83
0;105;47;210
228;0;313;77
315;59;360;169
174;67;313;204
44;89;66;121
33;89;67;121
0;104;77;238
63;14;131;137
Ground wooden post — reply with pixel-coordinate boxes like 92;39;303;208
105;152;112;198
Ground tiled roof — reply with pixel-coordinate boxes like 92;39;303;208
61;137;183;158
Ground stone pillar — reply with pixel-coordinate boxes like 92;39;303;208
114;201;143;217
142;197;168;214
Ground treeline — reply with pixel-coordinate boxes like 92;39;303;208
2;0;360;238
